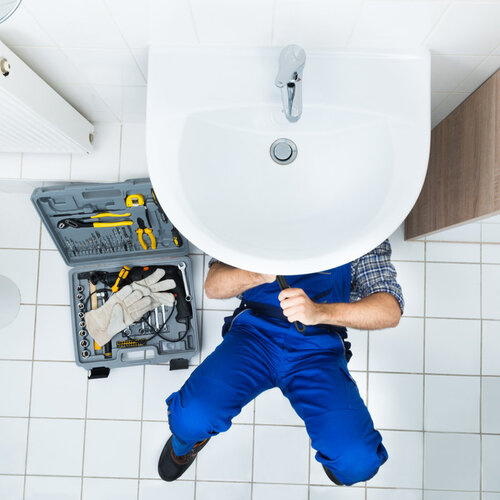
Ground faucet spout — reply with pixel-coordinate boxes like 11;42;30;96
275;44;306;122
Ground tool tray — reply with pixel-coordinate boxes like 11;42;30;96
31;178;200;378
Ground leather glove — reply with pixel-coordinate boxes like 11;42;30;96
85;268;176;347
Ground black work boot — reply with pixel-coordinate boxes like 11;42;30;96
323;464;344;485
158;435;210;482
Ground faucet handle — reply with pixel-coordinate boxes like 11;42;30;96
275;44;306;87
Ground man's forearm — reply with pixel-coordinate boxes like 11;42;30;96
205;263;274;299
315;293;401;330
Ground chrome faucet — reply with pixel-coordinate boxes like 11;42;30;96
275;44;306;123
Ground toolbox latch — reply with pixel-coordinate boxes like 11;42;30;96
170;358;189;371
88;367;111;379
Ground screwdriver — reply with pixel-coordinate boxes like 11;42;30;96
276;275;306;333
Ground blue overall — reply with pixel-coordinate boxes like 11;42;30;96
166;264;388;485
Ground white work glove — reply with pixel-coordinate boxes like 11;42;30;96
85;268;176;347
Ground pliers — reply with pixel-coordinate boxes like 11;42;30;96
136;217;157;250
57;212;133;229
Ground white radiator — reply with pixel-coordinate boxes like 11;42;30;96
0;39;94;154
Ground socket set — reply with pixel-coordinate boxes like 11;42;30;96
31;179;200;379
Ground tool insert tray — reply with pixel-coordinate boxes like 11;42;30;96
31;178;200;378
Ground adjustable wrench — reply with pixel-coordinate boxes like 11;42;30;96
177;262;192;302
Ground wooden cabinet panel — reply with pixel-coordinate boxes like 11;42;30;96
405;69;500;240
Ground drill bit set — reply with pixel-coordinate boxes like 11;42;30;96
31;179;200;379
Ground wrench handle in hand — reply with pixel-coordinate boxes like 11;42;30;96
276;275;306;333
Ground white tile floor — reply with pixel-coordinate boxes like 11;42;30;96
0;189;500;500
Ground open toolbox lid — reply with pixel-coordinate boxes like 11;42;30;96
31;178;189;266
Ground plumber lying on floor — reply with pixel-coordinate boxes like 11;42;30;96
157;239;404;486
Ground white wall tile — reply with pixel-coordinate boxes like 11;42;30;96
369;489;422;500
482;223;500;244
0;153;22;179
349;0;447;49
482;265;500;320
37;250;70;305
200;309;227;362
431;55;483;92
310;485;365;500
431;91;449;110
25;476;81;500
0;191;40;248
431;92;470;128
41;225;57;250
426;223;481;243
481;377;500;434
34;305;74;361
482;213;500;224
84;419;141;478
119;123;148;181
456;55;500;93
423;432;480;490
482;244;500;264
255;387;303;426
104;0;149;49
0;475;24;499
148;0;198;45
63;48;145;87
482;320;500;376
253;484;308;500
425;318;480;375
426;263;480;318
191;0;273;45
82;478;138;500
424;375;480;433
348;329;367;371
392;261;425;316
71;123;121;181
26;0;128;49
482;434;500;492
196;424;254;482
87;365;144;420
254;425;309;483
309;445;333;486
0;304;35;359
274;0;363;47
27;418;85;475
95;85;147;123
0;3;54;47
51;83;119;122
22;153;71;181
11;46;84;86
484;494;500;500
369;430;423;488
0;249;38;303
426;2;500;56
389;223;424;261
30;361;87;418
196;481;251;500
0;417;28;473
368;373;423;430
352;371;367;404
424;492;480;500
142;364;196;421
426;242;480;263
0;360;32;416
138;479;195;500
369;317;424;373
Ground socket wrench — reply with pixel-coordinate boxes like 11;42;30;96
177;262;192;302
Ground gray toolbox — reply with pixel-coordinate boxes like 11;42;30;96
31;178;200;379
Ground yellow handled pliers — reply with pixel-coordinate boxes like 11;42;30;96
136;217;157;250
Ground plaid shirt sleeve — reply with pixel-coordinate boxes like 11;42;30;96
350;239;404;314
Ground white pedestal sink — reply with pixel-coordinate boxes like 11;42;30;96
147;46;430;275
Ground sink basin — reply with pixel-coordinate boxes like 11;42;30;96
147;46;430;275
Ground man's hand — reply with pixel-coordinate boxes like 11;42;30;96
278;288;321;325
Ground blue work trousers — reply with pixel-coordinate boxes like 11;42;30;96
166;310;388;486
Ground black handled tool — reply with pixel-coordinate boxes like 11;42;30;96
276;275;306;333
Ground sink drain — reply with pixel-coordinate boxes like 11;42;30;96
270;138;297;165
